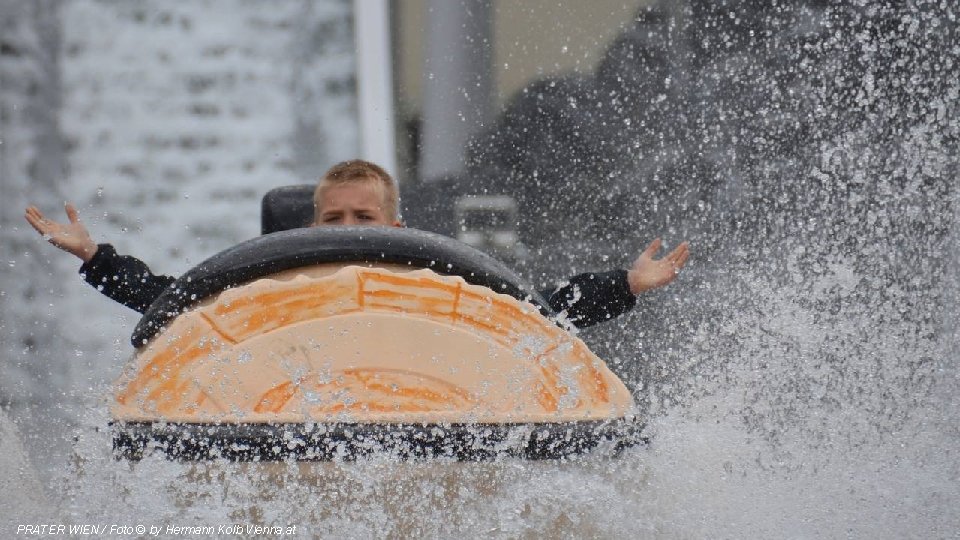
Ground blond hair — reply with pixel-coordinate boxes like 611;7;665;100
313;159;399;222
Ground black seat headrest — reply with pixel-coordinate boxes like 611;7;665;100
260;185;315;235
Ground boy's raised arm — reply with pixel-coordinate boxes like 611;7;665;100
25;202;175;313
543;237;690;329
24;203;99;262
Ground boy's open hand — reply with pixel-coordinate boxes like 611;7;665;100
627;238;690;295
24;203;99;263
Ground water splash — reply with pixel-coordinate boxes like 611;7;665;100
4;0;959;537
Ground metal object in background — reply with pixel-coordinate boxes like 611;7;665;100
454;195;527;262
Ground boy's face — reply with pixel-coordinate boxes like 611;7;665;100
312;180;401;227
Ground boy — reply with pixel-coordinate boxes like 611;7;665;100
25;159;689;328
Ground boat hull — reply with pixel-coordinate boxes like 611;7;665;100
112;418;645;461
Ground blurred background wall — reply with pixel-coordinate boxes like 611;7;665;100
0;0;359;471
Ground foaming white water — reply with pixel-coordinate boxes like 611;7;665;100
58;405;650;538
626;259;960;538
38;364;956;540
0;408;58;529
9;243;956;538
6;257;948;538
638;398;959;538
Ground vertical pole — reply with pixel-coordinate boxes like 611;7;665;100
353;0;398;177
420;0;493;182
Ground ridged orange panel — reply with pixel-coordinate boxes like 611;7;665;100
112;265;635;424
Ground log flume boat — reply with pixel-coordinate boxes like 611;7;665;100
111;189;643;461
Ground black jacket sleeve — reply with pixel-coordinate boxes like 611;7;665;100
77;244;636;325
78;243;176;314
540;269;636;329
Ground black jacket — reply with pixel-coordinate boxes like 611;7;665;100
80;243;636;329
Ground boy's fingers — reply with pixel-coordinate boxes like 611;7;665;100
641;237;662;258
671;244;690;267
24;211;41;230
671;243;688;263
657;241;688;273
24;207;42;224
65;202;80;224
24;212;49;236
